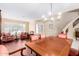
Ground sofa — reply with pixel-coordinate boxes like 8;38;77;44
1;33;16;42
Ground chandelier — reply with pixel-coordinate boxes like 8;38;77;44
42;3;54;21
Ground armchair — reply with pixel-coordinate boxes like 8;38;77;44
1;33;15;42
20;32;29;40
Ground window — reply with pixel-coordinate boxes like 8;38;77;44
35;23;44;34
49;24;53;29
2;23;26;35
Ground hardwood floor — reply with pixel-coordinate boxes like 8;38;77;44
1;39;79;56
3;40;28;56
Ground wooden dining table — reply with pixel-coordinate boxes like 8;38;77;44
25;36;72;56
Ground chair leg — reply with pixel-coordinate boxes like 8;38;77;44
20;47;26;56
20;47;34;56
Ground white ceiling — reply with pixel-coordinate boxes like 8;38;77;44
0;3;79;20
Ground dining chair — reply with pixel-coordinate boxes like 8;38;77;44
21;34;40;56
69;48;79;56
58;33;67;39
30;34;40;42
0;45;9;56
40;34;46;39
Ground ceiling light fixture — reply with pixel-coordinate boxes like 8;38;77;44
57;12;62;19
51;17;54;20
41;15;47;21
42;3;54;21
44;17;47;20
42;15;45;18
57;15;61;19
58;12;62;16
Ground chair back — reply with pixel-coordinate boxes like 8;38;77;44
58;32;67;39
30;34;40;42
41;34;46;39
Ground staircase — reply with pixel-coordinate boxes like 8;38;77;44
55;12;79;35
62;16;79;33
73;18;79;27
62;16;79;39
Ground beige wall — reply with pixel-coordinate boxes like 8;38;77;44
74;23;79;29
35;19;45;35
29;20;35;33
